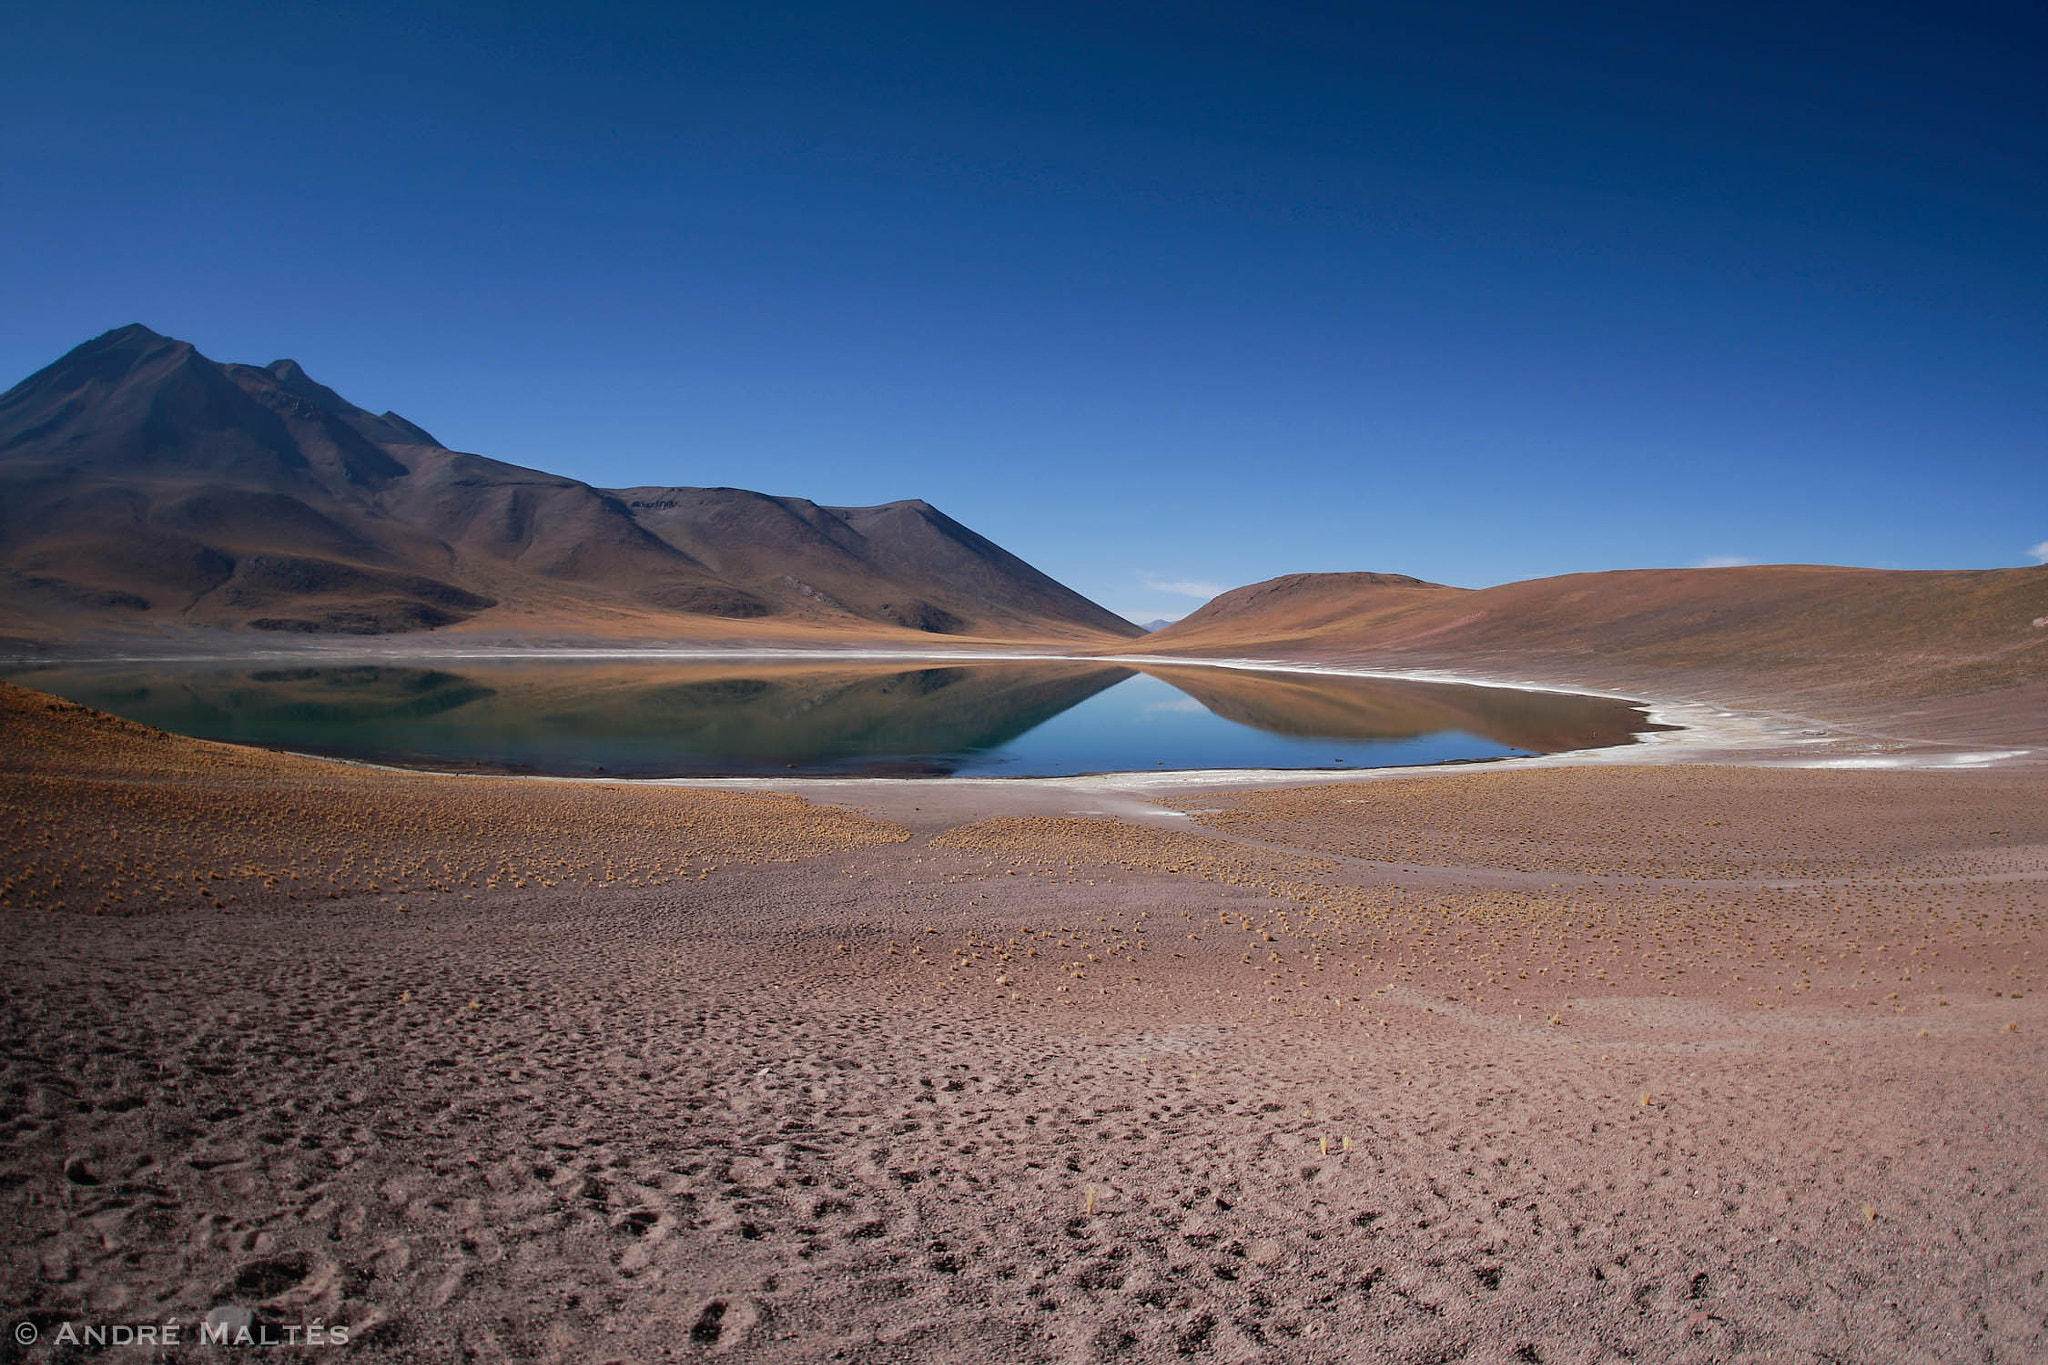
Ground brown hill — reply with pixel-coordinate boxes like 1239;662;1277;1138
1151;572;1463;644
0;325;1141;647
1148;565;2048;744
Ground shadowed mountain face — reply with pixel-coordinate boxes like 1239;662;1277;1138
0;325;1142;645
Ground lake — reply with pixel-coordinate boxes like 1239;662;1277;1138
0;657;1661;777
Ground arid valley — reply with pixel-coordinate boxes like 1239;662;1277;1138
3;321;2044;1360
11;5;2048;1359
5;644;2047;1363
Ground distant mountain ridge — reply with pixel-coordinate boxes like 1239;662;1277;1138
0;325;1142;644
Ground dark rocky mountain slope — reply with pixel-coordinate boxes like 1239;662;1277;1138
0;325;1140;645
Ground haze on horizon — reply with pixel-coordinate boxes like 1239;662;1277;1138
3;1;2042;625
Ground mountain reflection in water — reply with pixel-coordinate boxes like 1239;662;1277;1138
0;659;1658;777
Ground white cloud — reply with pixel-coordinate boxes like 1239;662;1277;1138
1690;555;1757;568
2028;540;2048;564
1139;573;1227;599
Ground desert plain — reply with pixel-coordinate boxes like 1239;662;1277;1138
3;630;2045;1365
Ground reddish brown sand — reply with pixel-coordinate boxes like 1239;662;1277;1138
3;681;2045;1363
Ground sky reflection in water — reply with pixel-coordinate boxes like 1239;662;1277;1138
0;659;1657;777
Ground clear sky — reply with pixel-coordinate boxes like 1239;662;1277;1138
5;2;2044;622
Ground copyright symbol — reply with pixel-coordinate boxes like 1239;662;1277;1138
12;1321;37;1345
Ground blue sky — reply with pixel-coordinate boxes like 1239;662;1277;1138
4;2;2044;622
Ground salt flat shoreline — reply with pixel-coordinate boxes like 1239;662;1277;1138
3;676;2044;1363
202;654;2037;797
10;642;2017;795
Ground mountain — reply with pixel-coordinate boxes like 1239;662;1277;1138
613;486;1134;637
1134;618;1176;633
1148;565;2048;743
0;325;1143;646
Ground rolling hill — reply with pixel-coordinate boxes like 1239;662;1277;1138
1147;565;2048;743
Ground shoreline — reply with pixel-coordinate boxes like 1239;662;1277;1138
12;643;2031;795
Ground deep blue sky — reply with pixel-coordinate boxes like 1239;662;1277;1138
5;2;2044;621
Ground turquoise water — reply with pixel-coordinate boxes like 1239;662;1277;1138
0;657;1655;777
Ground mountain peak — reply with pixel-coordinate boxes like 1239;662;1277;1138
257;357;346;406
0;324;201;431
244;356;436;445
101;322;170;344
43;323;188;377
376;411;441;447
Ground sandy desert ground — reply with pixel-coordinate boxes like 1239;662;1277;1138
3;678;2045;1363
